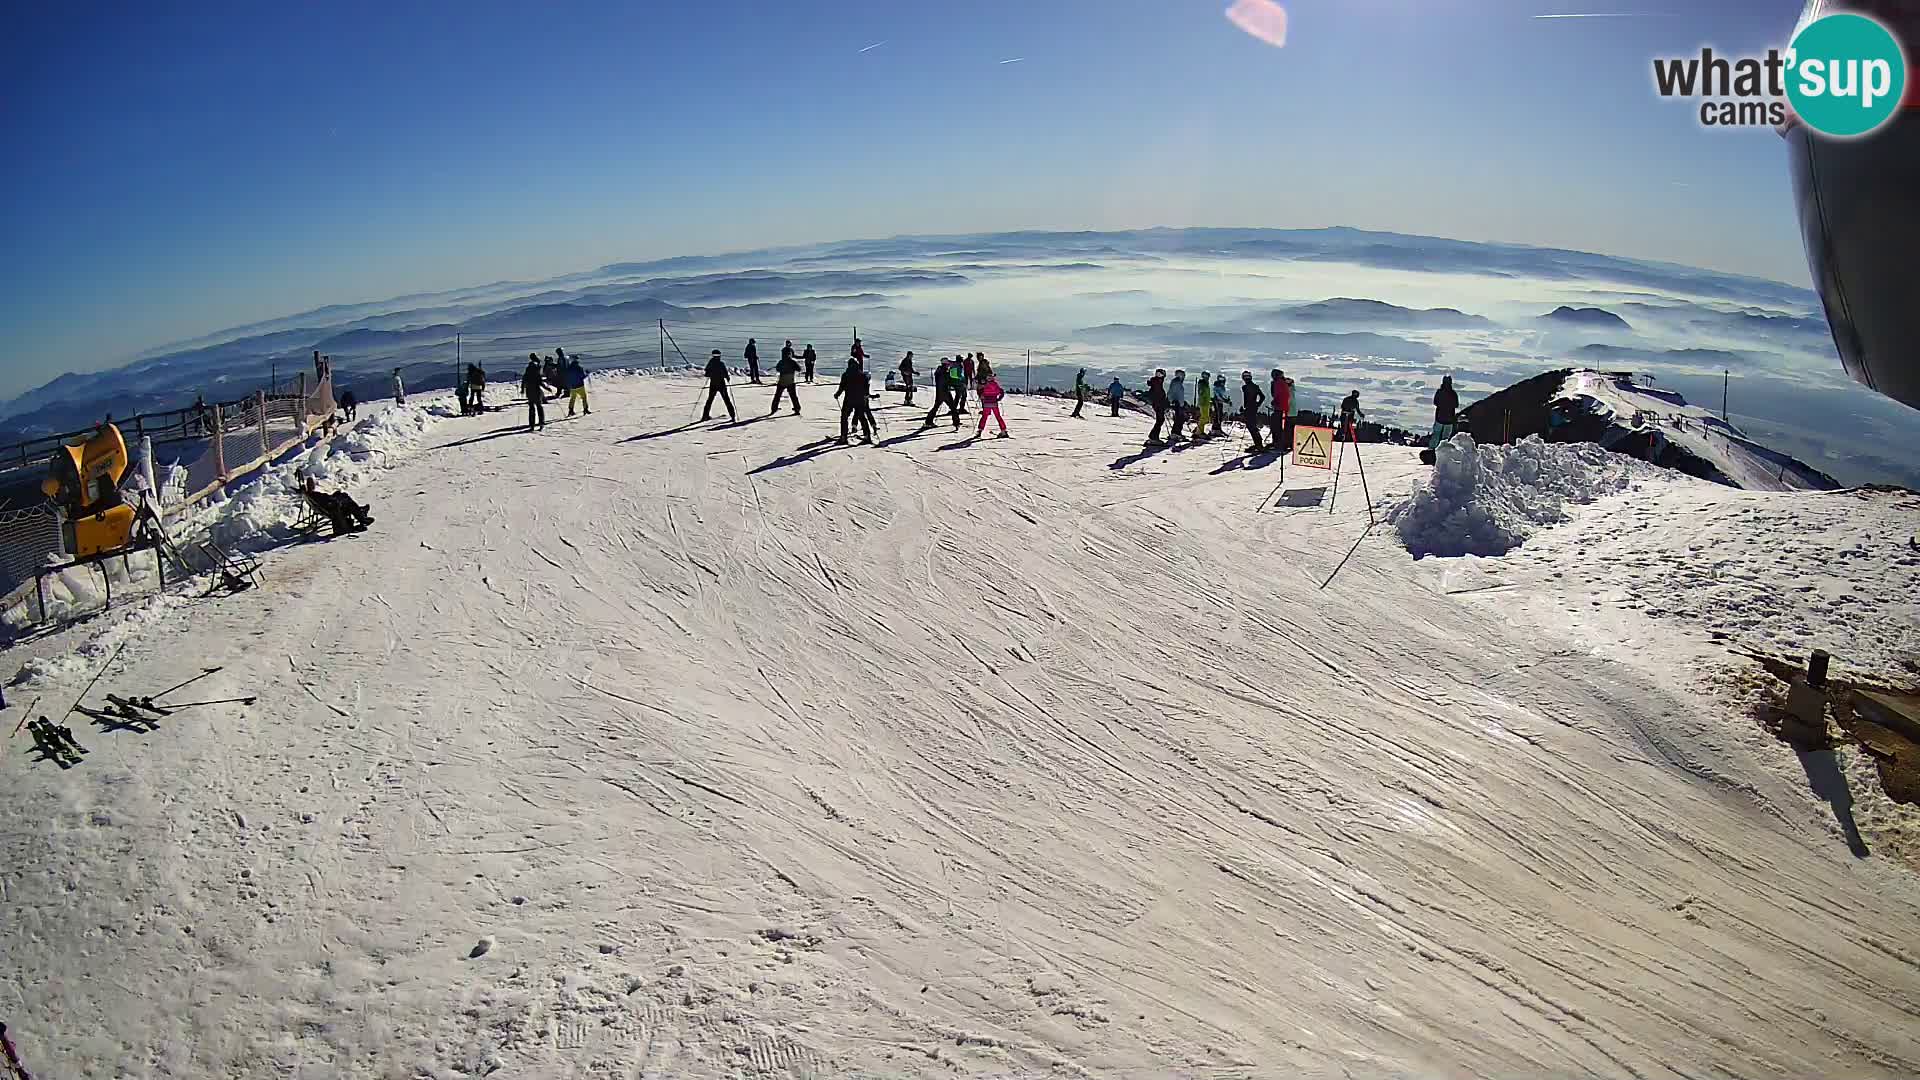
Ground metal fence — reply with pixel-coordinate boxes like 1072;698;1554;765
0;373;336;613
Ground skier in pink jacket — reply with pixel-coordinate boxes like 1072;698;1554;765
976;374;1009;439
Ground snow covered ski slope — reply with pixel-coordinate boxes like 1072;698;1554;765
4;373;1918;1079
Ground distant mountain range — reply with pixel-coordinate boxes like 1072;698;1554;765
0;225;1856;473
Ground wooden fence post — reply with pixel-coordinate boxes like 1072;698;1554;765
212;405;227;481
295;373;309;437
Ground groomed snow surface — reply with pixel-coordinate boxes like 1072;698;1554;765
4;372;1919;1079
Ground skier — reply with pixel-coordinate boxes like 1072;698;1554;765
802;343;817;384
947;358;968;421
771;345;802;414
921;357;962;431
1340;390;1363;437
1240;371;1267;452
1270;369;1292;450
958;353;974;415
565;356;591;416
1168;370;1188;441
745;338;763;384
467;363;486;414
1071;368;1088;418
781;340;800;386
899;351;917;405
1107;376;1125;417
1431;375;1459;449
522;356;547;430
542;355;561;395
1146;369;1169;444
392;368;406;405
702;350;737;422
976;371;1009;439
339;388;357;422
1194;370;1213;438
1211;373;1228;437
835;359;876;444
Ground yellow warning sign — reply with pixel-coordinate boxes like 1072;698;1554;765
1293;425;1334;469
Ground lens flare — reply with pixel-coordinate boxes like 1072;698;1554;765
1226;0;1289;49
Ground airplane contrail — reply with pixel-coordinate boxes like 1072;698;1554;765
858;41;885;53
999;57;1025;64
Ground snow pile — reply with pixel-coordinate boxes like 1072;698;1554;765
1387;433;1659;557
4;546;175;634
1;397;455;632
200;397;454;552
13;651;87;689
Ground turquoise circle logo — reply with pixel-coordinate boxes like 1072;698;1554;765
1786;12;1908;138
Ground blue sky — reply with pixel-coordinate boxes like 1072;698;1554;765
0;0;1811;399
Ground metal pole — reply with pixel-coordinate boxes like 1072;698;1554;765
1722;369;1729;423
1026;350;1031;395
1328;436;1346;514
659;319;665;370
1349;418;1375;526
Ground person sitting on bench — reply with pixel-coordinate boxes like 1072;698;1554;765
301;475;374;534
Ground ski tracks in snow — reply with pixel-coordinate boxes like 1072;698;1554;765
3;376;1919;1078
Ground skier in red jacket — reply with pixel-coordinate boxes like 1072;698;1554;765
1269;369;1293;449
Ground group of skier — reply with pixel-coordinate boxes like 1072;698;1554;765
446;347;591;430
732;338;821;387
907;351;1009;438
379;330;1464;458
698;340;1019;444
689;337;1466;458
1139;368;1296;451
513;349;592;430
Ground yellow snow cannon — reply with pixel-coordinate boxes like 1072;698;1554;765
42;422;136;558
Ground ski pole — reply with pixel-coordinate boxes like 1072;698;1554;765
60;642;126;725
154;695;258;709
9;698;42;739
152;666;222;702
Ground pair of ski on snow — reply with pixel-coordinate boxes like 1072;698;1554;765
21;664;253;768
25;718;86;768
75;691;256;734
